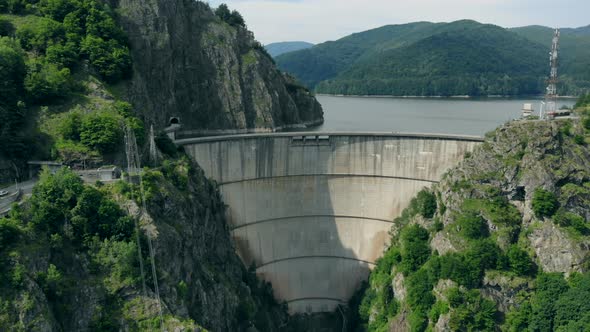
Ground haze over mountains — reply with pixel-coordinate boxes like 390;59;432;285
275;20;590;97
265;41;314;57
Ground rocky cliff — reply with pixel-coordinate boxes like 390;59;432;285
115;0;323;134
0;158;288;331
349;114;590;331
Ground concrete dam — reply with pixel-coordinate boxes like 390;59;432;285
176;132;482;314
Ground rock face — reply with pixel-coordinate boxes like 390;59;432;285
1;160;286;331
116;0;323;134
139;162;289;331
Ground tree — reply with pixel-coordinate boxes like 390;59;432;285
507;245;535;276
25;59;72;103
39;0;79;22
215;4;246;27
400;224;431;273
56;110;82;141
0;218;20;251
449;290;497;331
70;186;133;244
15;16;65;53
80;35;131;82
530;273;569;331
416;190;437;218
45;41;77;68
0;18;14;36
215;4;231;22
30;167;84;234
0;37;25;106
79;111;123;154
532;188;559;218
457;211;489;239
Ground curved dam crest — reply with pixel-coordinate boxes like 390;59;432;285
176;132;483;313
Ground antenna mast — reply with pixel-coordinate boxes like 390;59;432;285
544;28;560;119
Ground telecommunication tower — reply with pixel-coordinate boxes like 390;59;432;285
542;28;560;119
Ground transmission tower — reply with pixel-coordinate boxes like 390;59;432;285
543;28;560;119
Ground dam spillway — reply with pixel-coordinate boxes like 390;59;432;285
176;132;482;313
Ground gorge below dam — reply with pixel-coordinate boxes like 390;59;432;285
176;132;482;313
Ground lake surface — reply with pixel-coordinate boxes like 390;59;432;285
312;96;576;136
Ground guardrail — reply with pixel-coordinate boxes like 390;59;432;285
174;131;485;145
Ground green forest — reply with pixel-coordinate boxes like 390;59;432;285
0;0;134;171
276;20;590;97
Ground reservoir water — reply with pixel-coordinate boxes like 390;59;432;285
313;95;576;136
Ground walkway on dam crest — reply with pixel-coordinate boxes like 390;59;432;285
175;131;483;313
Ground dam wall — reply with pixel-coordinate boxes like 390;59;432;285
177;132;482;313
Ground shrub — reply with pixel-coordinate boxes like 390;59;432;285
0;18;14;36
155;132;178;157
0;218;20;251
553;209;588;235
457;211;489;239
406;268;435;331
30;167;84;234
215;3;246;27
553;273;590;329
507;245;535;276
532;188;558;218
80;34;131;82
400;224;431;273
177;280;188;299
56;110;82;140
530;273;569;331
70;186;133;243
45;41;77;68
448;289;497;332
440;240;501;287
39;0;79;22
79;111;123;154
25;59;72;103
0;37;26;105
16;16;65;53
416;190;437;218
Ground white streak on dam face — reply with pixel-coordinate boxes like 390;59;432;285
179;133;482;314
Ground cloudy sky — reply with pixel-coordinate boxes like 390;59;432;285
207;0;590;45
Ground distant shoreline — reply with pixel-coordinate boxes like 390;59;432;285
315;94;579;100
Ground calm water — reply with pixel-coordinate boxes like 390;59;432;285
313;96;576;136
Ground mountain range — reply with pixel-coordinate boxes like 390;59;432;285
265;41;314;57
276;20;590;96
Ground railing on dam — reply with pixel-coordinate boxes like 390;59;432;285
176;132;483;313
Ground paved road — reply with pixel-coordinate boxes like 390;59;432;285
0;179;37;215
1;179;36;195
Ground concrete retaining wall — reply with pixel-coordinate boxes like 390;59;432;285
179;132;482;313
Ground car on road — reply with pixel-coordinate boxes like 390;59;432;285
0;190;8;197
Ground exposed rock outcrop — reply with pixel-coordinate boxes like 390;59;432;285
116;0;323;134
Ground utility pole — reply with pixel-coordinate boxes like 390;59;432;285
544;28;560;119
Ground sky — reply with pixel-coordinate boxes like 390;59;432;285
207;0;590;45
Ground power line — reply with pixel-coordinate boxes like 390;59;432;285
124;124;165;331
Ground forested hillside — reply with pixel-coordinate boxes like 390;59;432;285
276;20;590;97
265;41;313;57
346;95;590;331
0;0;323;183
0;0;308;330
0;0;136;180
